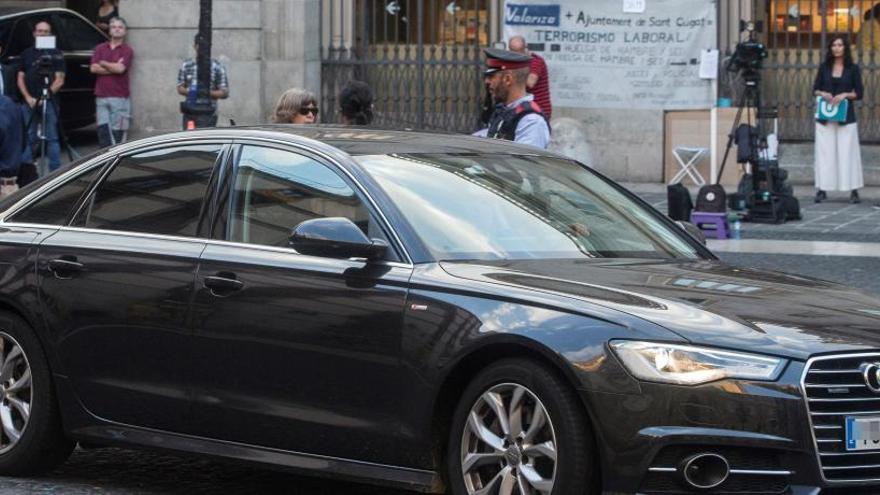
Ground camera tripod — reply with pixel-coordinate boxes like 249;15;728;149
717;73;762;182
23;74;78;178
717;73;787;223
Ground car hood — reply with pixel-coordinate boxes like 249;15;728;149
439;258;880;360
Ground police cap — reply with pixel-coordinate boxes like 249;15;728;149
483;48;532;76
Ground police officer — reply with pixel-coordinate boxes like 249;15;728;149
473;48;550;149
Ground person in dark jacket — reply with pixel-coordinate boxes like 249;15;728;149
16;20;65;174
338;81;374;125
812;36;864;204
0;40;22;196
95;0;119;35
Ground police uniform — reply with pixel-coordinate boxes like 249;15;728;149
474;48;550;149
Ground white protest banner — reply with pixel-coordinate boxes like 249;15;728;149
503;0;717;110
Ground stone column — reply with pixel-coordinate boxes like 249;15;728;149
260;0;321;121
122;0;321;133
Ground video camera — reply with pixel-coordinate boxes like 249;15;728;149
35;53;61;78
728;41;767;72
33;36;62;80
726;22;767;82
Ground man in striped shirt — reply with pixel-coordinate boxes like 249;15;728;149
176;34;229;128
509;36;552;122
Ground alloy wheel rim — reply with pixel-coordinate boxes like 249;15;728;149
460;382;557;495
0;332;31;454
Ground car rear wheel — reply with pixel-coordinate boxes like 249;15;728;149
447;359;597;495
0;312;74;475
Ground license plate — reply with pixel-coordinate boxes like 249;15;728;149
846;416;880;451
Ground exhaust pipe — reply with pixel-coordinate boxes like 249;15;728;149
679;453;730;490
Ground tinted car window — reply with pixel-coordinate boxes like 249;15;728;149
74;145;221;237
7;17;35;55
227;146;373;248
8;165;103;225
52;12;104;51
0;19;11;54
358;153;701;260
0;148;106;212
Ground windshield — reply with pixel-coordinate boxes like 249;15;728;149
356;153;702;261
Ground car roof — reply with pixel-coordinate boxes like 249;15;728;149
0;7;20;18
144;125;560;157
0;7;81;20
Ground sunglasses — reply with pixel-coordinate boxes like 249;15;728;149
298;106;319;116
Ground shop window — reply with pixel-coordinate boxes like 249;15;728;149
363;0;488;45
768;0;873;48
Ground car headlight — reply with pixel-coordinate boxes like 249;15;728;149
609;340;787;385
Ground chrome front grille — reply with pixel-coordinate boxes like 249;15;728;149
803;353;880;482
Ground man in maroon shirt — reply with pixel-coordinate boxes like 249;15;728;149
509;35;552;121
90;17;133;147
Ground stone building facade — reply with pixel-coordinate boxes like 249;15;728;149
0;0;320;133
2;0;877;184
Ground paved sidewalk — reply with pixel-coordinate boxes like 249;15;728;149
707;239;880;256
623;182;880;295
624;182;880;240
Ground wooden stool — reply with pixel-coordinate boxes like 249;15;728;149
690;211;729;239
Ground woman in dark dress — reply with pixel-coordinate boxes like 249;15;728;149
812;36;864;203
95;0;119;35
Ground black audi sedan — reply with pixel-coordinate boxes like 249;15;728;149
0;126;879;495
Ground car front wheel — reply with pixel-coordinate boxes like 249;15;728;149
447;358;597;494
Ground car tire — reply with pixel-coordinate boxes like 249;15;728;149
0;312;74;475
447;358;597;495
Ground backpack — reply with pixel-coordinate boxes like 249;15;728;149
695;184;727;213
667;183;693;221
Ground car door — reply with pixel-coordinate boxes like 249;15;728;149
0;157;109;347
37;143;226;432
51;11;106;129
190;143;413;464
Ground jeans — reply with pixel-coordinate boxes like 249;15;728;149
96;97;131;130
96;97;131;147
20;100;61;173
95;97;131;148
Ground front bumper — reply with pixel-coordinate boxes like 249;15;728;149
582;359;867;494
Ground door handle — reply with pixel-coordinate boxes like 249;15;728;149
203;273;244;295
48;257;84;279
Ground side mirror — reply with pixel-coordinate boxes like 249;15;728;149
290;217;388;261
676;221;707;245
